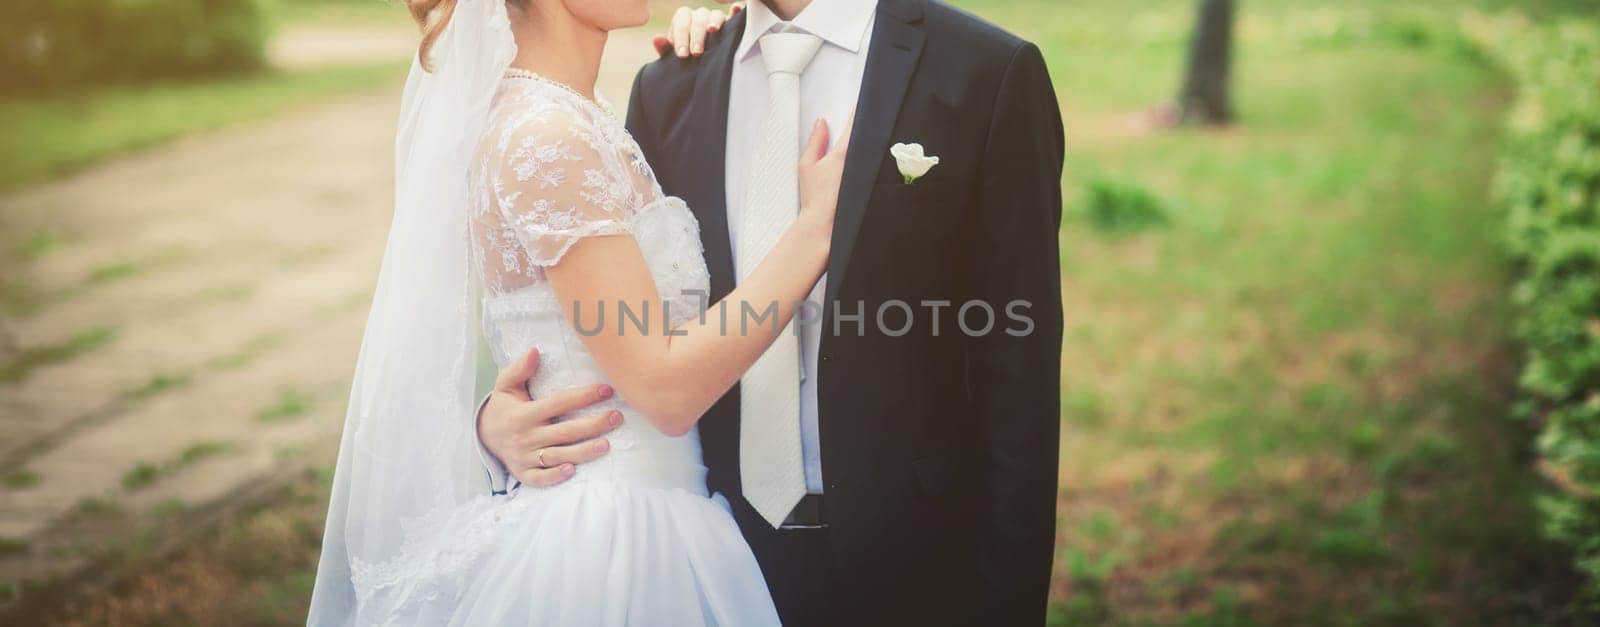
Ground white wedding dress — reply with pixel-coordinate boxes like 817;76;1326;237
346;74;780;625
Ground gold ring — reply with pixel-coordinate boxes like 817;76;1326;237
536;449;548;468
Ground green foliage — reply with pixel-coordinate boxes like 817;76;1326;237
0;537;30;558
256;386;312;422
125;371;194;399
122;462;162;490
1078;176;1171;235
0;326;117;384
1;0;273;92
1480;14;1600;606
71;497;124;518
0;62;403;190
121;441;233;489
0;469;40;490
1310;492;1388;567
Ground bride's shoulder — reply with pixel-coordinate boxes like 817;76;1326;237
485;92;608;157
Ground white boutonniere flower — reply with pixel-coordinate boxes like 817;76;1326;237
890;142;940;185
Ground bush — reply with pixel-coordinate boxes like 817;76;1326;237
1;0;273;92
1478;14;1600;607
1078;176;1171;235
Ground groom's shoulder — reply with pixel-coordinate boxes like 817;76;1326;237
918;0;1032;60
634;48;703;91
631;14;745;107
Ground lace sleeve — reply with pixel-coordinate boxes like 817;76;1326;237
490;107;639;266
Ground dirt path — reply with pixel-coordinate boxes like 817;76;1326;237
0;29;659;615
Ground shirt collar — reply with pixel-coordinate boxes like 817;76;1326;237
736;0;879;61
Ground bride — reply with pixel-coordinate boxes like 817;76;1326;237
308;0;847;624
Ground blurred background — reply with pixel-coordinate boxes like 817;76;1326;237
2;0;1599;624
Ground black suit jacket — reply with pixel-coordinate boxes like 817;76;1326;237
624;1;1064;624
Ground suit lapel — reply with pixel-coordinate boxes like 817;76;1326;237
824;0;926;306
687;12;744;302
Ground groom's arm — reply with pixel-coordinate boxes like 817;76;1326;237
967;41;1064;625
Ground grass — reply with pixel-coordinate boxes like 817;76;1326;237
0;62;404;191
86;246;193;286
197;281;258;303
2;245;194;316
207;333;285;371
71;497;124;519
255;388;313;423
120;442;234;491
179;442;232;466
1;469;40;490
123;372;194;401
50;472;329;626
121;464;163;491
941;0;1590;623
0;327;118;384
0;537;30;558
14;230;71;261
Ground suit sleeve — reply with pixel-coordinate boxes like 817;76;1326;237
968;41;1064;625
475;394;513;494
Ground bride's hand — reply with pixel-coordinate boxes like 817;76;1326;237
653;4;744;58
795;117;852;247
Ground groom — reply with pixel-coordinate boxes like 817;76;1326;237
476;0;1063;624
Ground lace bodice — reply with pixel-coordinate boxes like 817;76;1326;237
468;74;712;481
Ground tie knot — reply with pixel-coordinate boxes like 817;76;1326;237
758;32;823;76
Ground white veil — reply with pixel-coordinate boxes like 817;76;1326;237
308;1;515;623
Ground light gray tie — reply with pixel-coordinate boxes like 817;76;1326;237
737;31;823;529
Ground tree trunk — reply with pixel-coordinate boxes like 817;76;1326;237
1177;0;1235;125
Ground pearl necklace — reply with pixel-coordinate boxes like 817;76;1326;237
503;68;603;108
502;67;628;146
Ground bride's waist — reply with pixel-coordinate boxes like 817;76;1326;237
533;451;708;496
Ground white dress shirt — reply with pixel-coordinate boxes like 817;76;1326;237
727;0;878;494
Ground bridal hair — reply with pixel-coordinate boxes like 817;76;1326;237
409;0;529;71
408;0;456;71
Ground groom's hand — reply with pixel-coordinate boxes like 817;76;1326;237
478;348;622;487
